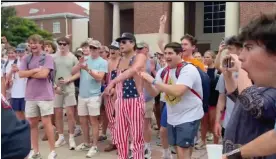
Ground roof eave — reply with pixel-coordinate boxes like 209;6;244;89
24;12;88;20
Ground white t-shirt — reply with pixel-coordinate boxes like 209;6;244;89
155;64;204;125
5;60;27;98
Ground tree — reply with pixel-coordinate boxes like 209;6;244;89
1;6;53;46
1;6;16;31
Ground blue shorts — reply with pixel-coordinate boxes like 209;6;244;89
10;98;25;111
167;120;200;148
160;102;167;128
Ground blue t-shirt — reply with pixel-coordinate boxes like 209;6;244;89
144;59;161;102
79;56;108;98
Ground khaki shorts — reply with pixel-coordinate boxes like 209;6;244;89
54;93;77;108
145;99;154;118
78;96;101;116
25;101;54;118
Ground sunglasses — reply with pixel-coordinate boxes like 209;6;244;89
58;43;67;46
90;46;98;50
16;50;25;53
120;40;133;45
137;47;144;50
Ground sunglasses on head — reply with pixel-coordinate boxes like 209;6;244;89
58;43;67;46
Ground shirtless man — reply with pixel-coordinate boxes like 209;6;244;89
103;41;121;152
105;33;147;159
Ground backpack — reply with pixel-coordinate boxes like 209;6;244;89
26;53;55;85
160;62;210;109
4;59;18;71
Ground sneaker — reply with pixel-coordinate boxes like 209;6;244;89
170;146;176;154
98;135;107;141
86;146;99;158
28;150;42;159
207;133;214;141
74;127;82;137
128;148;133;159
48;151;57;159
195;141;206;150
161;149;173;159
69;138;76;150
144;148;152;159
76;143;91;151
55;136;66;148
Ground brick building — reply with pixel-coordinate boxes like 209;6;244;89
13;2;89;51
89;2;276;53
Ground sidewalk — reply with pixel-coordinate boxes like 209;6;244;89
38;122;207;159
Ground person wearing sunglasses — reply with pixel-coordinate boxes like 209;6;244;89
104;33;147;159
72;39;108;158
53;36;79;150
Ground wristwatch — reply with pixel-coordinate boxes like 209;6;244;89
226;148;242;159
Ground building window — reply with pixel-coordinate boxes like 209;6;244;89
40;22;43;30
53;22;61;33
203;2;225;33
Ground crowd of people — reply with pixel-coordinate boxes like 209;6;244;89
1;12;276;159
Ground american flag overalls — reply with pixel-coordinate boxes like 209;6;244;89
114;56;145;159
105;59;121;145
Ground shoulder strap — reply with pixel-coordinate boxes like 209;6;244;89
39;53;46;66
26;54;33;70
175;62;188;78
160;66;169;80
13;59;18;64
4;60;9;68
129;55;136;66
116;57;122;69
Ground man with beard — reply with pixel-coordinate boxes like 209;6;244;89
104;33;147;159
53;36;80;150
18;34;57;159
221;13;276;159
103;40;121;152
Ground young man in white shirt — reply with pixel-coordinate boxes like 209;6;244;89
6;44;28;120
139;42;204;159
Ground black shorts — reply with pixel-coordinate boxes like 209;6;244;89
154;93;161;103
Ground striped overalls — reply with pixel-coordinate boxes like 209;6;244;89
115;56;145;159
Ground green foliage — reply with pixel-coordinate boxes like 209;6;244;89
1;6;53;47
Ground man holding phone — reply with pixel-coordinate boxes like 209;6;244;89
53;36;80;150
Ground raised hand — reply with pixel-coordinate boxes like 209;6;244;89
160;13;167;26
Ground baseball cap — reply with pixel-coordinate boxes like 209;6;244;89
88;39;101;48
109;41;119;50
115;32;136;43
137;41;148;49
16;43;27;52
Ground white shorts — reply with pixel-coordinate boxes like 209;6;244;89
54;93;77;108
78;96;101;116
25;101;54;118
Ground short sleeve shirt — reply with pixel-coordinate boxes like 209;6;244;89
20;53;55;101
79;56;108;98
155;64;204;125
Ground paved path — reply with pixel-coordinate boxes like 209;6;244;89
38;122;207;159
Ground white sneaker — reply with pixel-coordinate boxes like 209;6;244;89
75;143;91;151
55;136;66;148
48;151;57;159
28;150;42;159
207;133;214;141
86;146;99;158
144;148;152;159
161;150;173;159
195;140;206;150
69;138;76;150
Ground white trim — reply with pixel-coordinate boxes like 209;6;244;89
24;12;88;20
53;22;61;33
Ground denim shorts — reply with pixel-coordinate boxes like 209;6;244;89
10;98;25;111
167;119;200;148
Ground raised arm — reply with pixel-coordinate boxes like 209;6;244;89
158;14;167;53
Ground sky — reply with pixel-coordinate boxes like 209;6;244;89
1;2;90;10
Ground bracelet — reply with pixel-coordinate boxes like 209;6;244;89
152;79;157;85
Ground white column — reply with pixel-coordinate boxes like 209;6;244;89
225;2;240;37
171;2;185;42
112;2;120;40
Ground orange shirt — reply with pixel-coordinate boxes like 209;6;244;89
183;57;206;72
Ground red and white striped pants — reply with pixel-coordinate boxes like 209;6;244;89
105;97;117;145
115;96;145;159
